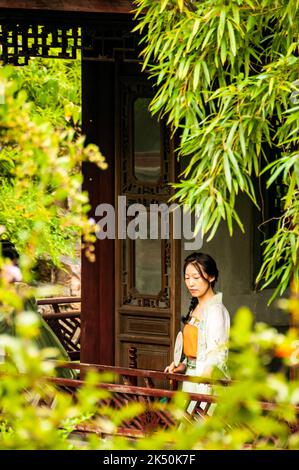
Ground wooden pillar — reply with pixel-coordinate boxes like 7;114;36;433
81;57;115;365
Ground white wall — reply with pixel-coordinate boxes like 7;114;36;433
180;193;289;328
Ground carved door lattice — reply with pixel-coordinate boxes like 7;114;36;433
115;71;180;374
37;297;81;360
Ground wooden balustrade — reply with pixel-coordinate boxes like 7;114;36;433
37;297;81;360
47;361;299;441
54;360;230;389
46;364;219;438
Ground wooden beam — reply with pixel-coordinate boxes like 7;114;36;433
0;0;132;14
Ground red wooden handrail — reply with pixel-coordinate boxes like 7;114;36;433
54;360;231;386
37;297;81;305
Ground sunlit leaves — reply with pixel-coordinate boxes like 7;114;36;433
0;67;107;270
11;58;82;129
134;0;299;300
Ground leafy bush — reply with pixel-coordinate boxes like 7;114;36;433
0;66;107;270
0;50;298;450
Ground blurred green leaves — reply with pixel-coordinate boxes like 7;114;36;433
0;298;299;449
0;10;298;450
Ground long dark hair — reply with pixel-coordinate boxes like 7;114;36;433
182;252;219;324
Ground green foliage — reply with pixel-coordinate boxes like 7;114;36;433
0;66;107;271
0;334;114;450
132;306;299;451
110;307;299;450
133;0;299;299
200;307;299;449
257;157;299;303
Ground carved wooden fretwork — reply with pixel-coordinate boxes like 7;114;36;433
0;18;139;65
100;391;177;433
114;62;180;371
122;238;171;308
120;81;172;196
27;362;299;441
83;24;140;63
47;365;219;437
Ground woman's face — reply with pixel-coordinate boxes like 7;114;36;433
184;262;214;298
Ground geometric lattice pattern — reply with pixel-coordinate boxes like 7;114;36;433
83;24;139;63
37;297;81;360
49;369;216;438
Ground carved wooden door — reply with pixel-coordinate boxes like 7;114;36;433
115;64;181;378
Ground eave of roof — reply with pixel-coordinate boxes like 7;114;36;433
0;0;133;14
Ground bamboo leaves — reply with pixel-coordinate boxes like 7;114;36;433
134;0;299;301
227;21;237;57
193;62;201;90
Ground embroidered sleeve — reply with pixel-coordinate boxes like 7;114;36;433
204;306;229;373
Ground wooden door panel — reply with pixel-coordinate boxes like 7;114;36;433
119;341;170;388
120;314;170;338
115;64;180;378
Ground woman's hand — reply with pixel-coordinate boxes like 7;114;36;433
164;361;186;374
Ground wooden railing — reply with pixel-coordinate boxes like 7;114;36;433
55;360;230;389
35;298;299;442
48;361;299;441
37;297;81;360
49;377;216;437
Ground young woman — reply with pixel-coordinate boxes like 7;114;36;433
164;252;230;412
